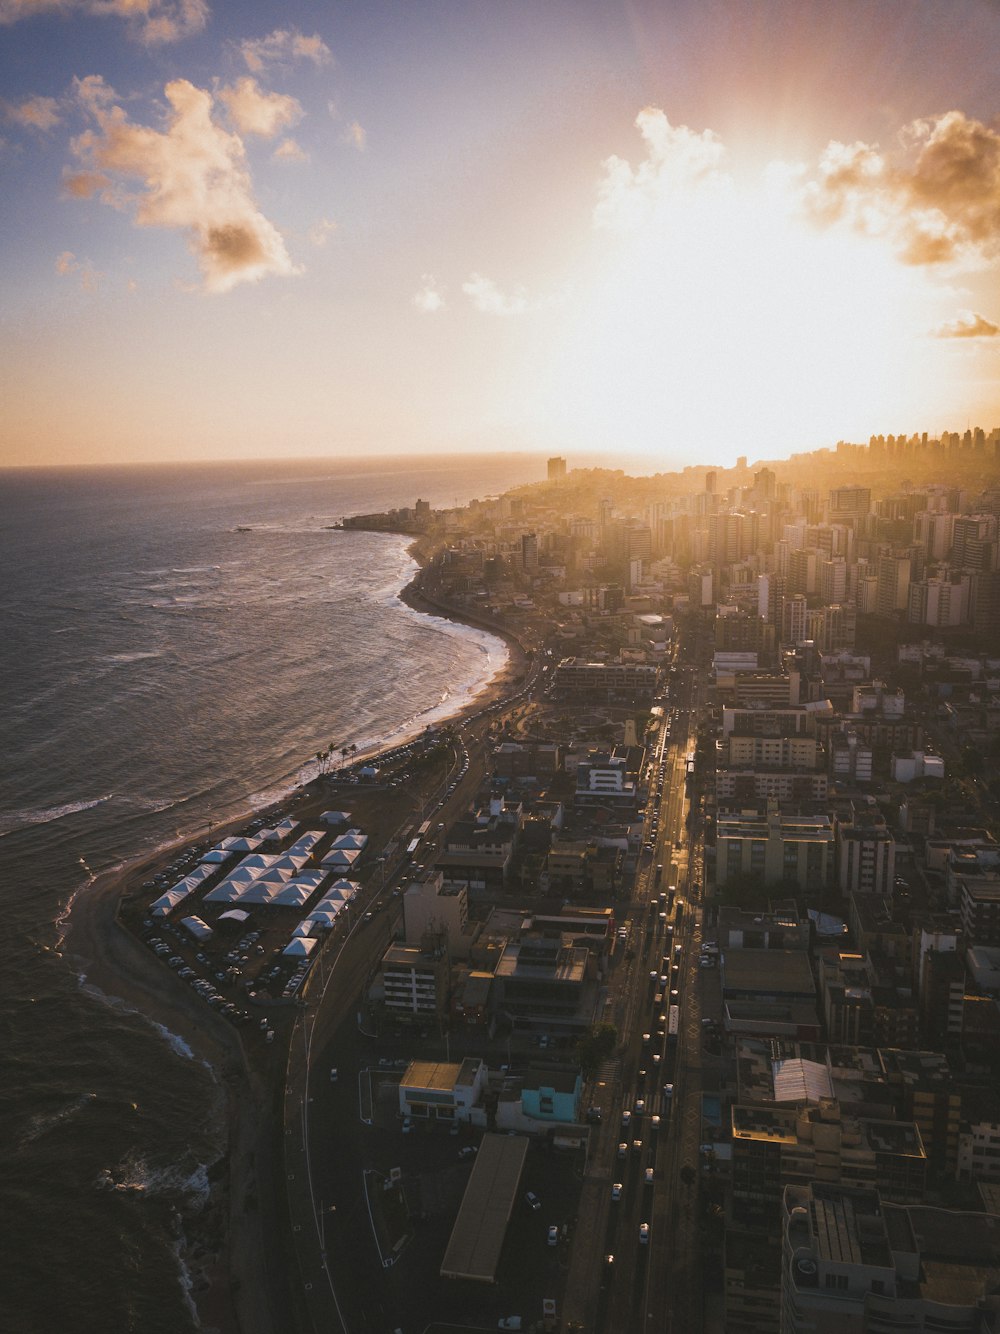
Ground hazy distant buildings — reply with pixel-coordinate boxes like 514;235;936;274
828;485;871;526
547;456;567;481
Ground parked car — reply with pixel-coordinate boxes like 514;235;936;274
524;1191;541;1211
547;1225;559;1246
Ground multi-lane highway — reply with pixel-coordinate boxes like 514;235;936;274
561;651;710;1334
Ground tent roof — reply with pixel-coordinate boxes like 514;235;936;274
283;936;317;957
180;915;213;941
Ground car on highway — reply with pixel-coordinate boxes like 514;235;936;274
611;1182;623;1201
639;1222;651;1245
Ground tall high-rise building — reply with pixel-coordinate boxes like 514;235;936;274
818;557;848;604
952;514;998;568
754;467;777;500
547;456;567;481
876;554;912;617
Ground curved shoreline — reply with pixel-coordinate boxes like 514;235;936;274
59;541;528;1334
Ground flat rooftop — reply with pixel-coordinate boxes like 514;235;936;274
440;1133;530;1283
723;949;817;997
402;1060;462;1093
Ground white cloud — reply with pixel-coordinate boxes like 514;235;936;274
594;106;728;232
342;120;366;152
931;309;1000;338
802;110;1000;268
217;77;301;139
273;137;307;163
0;0;208;45
5;94;61;131
54;249;99;289
307;217;337;247
413;275;445;313
67;75;300;293
462;272;531;316
239;28;332;73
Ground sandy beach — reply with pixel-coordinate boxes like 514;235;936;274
60;546;527;1334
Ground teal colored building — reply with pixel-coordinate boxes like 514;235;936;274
520;1068;582;1123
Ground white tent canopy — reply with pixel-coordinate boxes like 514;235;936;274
218;834;264;853
331;830;368;851
307;910;340;928
282;937;317;958
288;831;324;855
149;864;214;916
321;847;361;870
180;915;213;941
271;883;314;908
200;846;236;865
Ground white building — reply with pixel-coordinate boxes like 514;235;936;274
891;750;945;783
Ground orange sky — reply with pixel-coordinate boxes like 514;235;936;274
3;0;1000;469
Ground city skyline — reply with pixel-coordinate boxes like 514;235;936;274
4;0;1000;469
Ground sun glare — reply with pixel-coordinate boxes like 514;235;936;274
544;166;927;464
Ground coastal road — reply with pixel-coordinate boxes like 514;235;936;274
282;908;397;1334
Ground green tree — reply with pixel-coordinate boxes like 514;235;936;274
575;1023;618;1079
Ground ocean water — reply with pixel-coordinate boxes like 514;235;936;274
0;452;542;1332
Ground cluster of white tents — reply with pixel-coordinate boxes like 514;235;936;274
147;827;367;933
149;863;216;918
202;830;326;909
320;829;369;873
283;879;360;956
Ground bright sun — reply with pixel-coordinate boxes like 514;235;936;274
543;156;931;464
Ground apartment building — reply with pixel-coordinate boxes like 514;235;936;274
836;807;896;899
731;1099;926;1237
780;1182;1000;1334
716;802;834;892
379;942;451;1023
